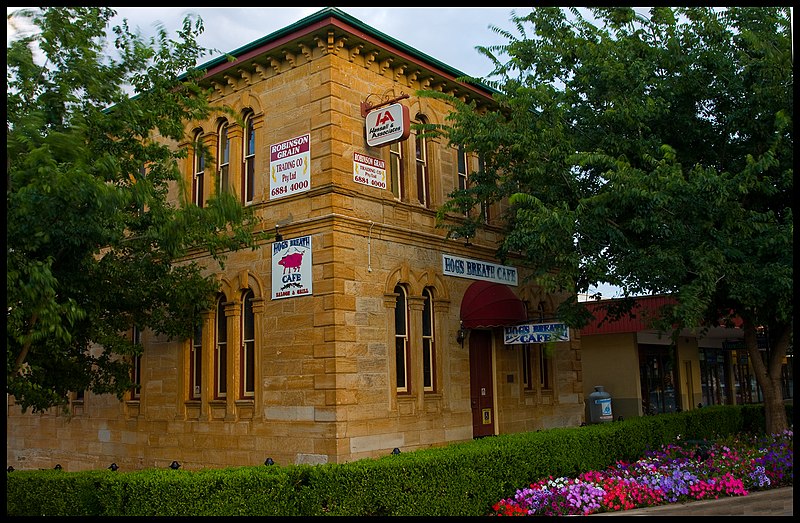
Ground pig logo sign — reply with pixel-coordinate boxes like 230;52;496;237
271;235;312;299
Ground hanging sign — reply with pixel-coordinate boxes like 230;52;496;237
442;254;518;286
504;322;570;345
272;235;312;299
365;103;410;147
270;134;310;199
353;152;387;189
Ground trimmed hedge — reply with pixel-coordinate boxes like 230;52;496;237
6;403;792;516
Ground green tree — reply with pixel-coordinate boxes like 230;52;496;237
427;7;792;433
7;8;258;413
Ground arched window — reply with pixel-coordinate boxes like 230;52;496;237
457;146;468;192
390;141;404;199
192;130;205;207
241;289;255;399
215;295;228;398
242;111;256;204
394;285;409;393
190;321;202;400
422;287;435;392
414;115;430;207
217;120;231;194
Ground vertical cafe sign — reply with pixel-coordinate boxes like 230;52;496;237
272;235;312;299
270;133;310;200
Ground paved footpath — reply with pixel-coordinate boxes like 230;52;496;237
590;486;793;516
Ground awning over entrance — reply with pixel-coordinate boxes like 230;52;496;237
460;280;528;329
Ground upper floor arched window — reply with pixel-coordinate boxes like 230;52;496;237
217;120;231;194
414;114;430;208
192;130;205;207
242;111;256;204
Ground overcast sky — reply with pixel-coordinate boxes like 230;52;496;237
8;7;532;79
7;6;623;298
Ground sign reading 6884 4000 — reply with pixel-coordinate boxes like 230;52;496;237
270;134;311;200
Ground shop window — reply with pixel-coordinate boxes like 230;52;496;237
192;129;205;207
422;287;435;392
217;120;231;194
242;111;256;204
639;344;677;414
394;285;409;393
241;289;255;399
699;348;730;406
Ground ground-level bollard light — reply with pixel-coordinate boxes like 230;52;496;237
54;464;62;470
109;463;119;471
264;458;275;466
169;461;181;470
391;448;401;455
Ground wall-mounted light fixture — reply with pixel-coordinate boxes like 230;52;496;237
274;225;283;242
169;460;181;470
456;321;468;347
264;458;275;466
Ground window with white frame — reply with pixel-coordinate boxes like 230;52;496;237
190;321;202;400
215;295;228;398
394;285;409;393
242;112;256;204
414;115;430;207
217;120;230;194
390;141;404;199
192;130;205;207
457;146;468;193
241;289;255;399
422;287;435;392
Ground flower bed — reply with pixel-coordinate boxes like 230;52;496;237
490;430;793;516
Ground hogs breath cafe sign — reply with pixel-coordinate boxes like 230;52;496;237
365;103;410;147
504;323;570;345
272;235;312;300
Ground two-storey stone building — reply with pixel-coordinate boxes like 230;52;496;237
7;8;585;472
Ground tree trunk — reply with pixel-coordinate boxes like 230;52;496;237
743;319;789;435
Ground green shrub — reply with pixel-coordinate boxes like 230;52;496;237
6;404;792;516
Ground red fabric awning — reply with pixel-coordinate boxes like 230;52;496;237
460;280;528;329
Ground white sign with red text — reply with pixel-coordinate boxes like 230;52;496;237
353;152;387;189
270;134;310;200
365;103;410;147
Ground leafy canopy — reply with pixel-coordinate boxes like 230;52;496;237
426;7;792;431
7;7;258;412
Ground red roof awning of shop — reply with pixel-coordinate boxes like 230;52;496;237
460;280;528;329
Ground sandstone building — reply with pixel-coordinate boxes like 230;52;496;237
7;8;585;472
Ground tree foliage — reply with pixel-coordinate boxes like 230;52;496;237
7;7;258;413
426;7;792;432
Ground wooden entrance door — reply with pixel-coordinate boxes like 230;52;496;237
469;330;495;438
